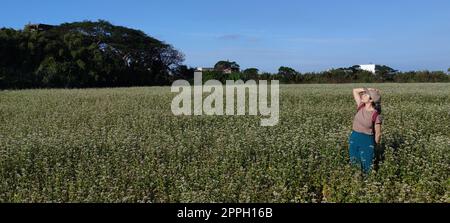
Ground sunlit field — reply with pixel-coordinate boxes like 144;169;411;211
0;83;449;202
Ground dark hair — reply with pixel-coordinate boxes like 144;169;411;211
373;102;382;114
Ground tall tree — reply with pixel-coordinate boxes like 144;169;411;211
278;66;298;83
214;60;240;73
243;68;259;80
0;20;184;88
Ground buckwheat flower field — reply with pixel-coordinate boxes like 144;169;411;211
0;83;449;202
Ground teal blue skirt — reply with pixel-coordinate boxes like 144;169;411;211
348;130;375;173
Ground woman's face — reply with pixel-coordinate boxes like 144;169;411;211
361;93;371;103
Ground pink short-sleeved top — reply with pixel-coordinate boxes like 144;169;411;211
352;103;382;135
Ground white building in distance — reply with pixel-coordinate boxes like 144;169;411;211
195;67;214;72
358;64;376;74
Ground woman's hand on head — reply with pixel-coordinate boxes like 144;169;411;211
353;88;364;105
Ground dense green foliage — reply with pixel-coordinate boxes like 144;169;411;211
0;84;449;202
0;20;183;89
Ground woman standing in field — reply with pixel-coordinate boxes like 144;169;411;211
349;88;382;173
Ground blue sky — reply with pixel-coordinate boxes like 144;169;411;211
2;0;450;72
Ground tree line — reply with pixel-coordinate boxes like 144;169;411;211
183;61;449;84
0;21;448;89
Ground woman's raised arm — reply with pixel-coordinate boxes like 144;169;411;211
352;88;365;106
